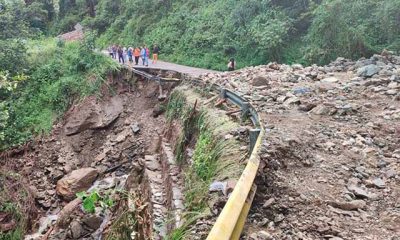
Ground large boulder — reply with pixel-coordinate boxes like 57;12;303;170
64;96;123;135
251;75;270;86
357;64;380;77
56;168;98;200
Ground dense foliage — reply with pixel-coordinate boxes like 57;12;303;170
0;39;118;150
54;0;400;69
0;1;118;150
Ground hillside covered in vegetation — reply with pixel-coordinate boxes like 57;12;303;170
53;0;400;69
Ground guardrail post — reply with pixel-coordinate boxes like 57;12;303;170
220;88;227;99
249;129;261;153
241;102;250;122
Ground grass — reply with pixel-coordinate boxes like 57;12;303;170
1;37;120;150
165;86;245;238
0;170;37;240
105;210;136;240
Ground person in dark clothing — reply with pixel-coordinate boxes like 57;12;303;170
152;45;159;64
118;46;124;64
227;58;235;71
112;45;117;59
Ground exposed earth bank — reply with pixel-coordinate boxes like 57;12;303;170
1;72;178;239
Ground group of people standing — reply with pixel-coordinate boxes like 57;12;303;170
108;44;159;66
108;44;236;71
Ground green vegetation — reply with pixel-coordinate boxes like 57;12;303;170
0;38;118;150
166;87;243;239
105;210;136;240
0;1;120;150
0;171;37;240
52;0;400;69
76;190;115;214
0;36;118;150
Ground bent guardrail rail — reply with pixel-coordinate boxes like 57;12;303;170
188;78;264;240
128;67;264;240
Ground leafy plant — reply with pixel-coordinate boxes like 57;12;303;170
76;190;115;214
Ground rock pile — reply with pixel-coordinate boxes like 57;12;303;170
199;53;400;239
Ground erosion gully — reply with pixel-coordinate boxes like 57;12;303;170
2;68;186;240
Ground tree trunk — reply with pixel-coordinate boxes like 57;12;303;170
86;0;96;17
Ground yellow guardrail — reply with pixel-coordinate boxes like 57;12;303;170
207;123;264;240
125;65;264;239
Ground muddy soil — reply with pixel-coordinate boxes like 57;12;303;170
1;73;174;239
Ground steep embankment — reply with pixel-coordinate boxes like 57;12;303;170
1;70;177;239
201;53;400;239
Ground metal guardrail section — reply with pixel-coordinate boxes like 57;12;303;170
129;68;264;240
189;78;264;240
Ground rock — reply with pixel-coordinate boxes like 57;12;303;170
348;185;370;199
209;181;227;194
276;95;287;103
310;104;335;115
252;75;270;86
293;87;311;95
51;169;64;181
56;198;83;228
357;64;380;77
385;169;397;179
321;77;339;83
377;159;388;168
257;230;272;240
145;155;159;171
386;89;398;95
274;214;285;223
70;220;83;239
331;200;366;210
83;215;103;230
152;105;165;118
56;168;98;200
388;82;398;89
317;82;336;92
298;103;316;112
28;185;40;199
252;95;263;101
292;64;304;70
114;130;128;143
283;97;300;106
130;122;140;134
372;178;386;189
263;198;275;208
64;96;123;135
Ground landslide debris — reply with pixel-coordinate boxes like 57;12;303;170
200;53;400;240
1;75;171;239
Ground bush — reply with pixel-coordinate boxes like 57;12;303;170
303;0;400;64
0;38;119;150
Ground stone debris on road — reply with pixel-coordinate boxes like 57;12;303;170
199;52;400;239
